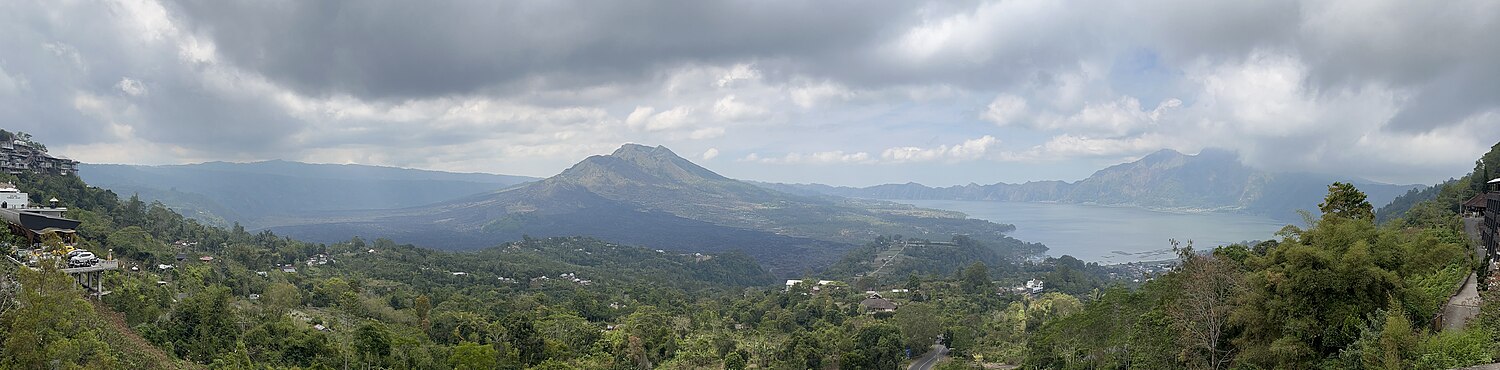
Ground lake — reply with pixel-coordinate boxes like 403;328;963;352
900;200;1292;264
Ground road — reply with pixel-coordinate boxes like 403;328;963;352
1445;216;1486;331
1444;273;1482;331
908;344;948;370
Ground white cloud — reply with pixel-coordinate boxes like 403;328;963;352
881;135;1000;163
624;106;695;132
686;127;725;140
701;148;720;160
789;80;855;108
116;77;147;96
982;94;1027;125
743;150;873;165
716;64;761;88
712;95;767;121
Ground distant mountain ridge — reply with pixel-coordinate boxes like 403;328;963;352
268;144;1042;274
760;149;1420;220
80;160;538;227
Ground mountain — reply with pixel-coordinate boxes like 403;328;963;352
267;144;1042;274
763;149;1421;220
79;160;538;227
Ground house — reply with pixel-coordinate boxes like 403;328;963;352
1009;279;1046;296
859;296;898;313
0;137;79;176
1465;193;1488;215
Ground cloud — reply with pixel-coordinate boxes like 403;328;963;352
116;78;147;96
881;136;1000;163
0;0;1495;185
743;151;873;165
982;94;1027;126
712;95;767;121
625;106;694;132
701;148;720;160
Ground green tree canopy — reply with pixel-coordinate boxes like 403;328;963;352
1319;182;1374;221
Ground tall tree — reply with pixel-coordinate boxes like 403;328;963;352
1319;182;1374;221
1168;240;1244;370
960;262;994;295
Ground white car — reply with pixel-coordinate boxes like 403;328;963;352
68;251;97;267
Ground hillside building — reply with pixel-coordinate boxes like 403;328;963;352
1484;179;1499;265
0;182;80;245
0;139;78;176
859;295;898;313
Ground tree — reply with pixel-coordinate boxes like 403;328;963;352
449;342;498;370
414;295;432;331
618;306;674;367
842;323;903;369
723;351;747;370
263;282;302;312
168;285;238;362
503;313;546;366
354;322;392;366
959;262;993;295
780;331;825;369
1168;243;1243;370
1;265;121;368
1319;182;1374;221
1374;304;1410;370
896;302;942;353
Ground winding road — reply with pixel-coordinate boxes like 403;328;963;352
908;344;948;370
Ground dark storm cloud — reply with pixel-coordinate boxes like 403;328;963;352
2;0;1498;183
165;0;924;99
165;0;1500;134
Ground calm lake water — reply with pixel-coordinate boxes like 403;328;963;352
900;200;1292;264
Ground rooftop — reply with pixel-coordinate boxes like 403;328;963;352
859;297;898;310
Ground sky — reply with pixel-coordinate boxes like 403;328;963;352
2;0;1499;187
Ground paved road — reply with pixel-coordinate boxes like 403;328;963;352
908;344;948;370
1444;272;1482;331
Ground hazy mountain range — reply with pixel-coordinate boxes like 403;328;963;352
79;160;537;227
758;149;1421;221
263;144;1040;273
77;145;1420;272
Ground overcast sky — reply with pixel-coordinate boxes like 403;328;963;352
3;0;1498;186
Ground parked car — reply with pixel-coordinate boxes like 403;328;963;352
68;251;97;267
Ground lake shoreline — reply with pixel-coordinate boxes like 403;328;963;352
897;199;1289;264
